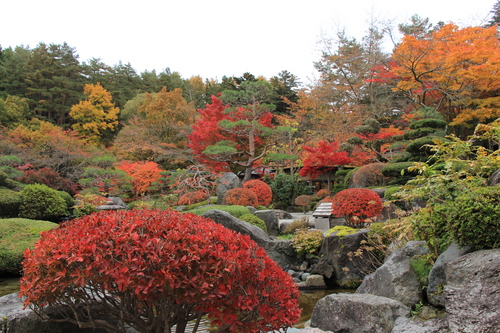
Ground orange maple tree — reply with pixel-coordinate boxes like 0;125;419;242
118;161;162;197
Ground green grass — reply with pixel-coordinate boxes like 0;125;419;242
0;218;58;275
186;205;251;218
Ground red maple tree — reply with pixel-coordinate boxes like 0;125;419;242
20;209;301;333
298;140;352;191
331;188;383;228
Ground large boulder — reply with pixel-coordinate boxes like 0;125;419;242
310;293;410;333
216;172;242;204
444;249;500;333
202;209;297;268
310;229;373;288
254;210;280;236
426;243;473;307
356;241;428;307
391;316;450;333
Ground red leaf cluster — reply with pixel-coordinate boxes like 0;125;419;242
295;195;314;207
118;161;162;197
17;167;78;195
20;209;300;332
224;187;259;208
315;189;329;199
331;188;383;228
243;179;272;206
299;140;352;179
177;189;208;206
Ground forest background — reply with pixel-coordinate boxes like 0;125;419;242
2;2;500;207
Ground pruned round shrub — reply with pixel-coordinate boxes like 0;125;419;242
0;188;22;218
187;204;250;218
315;189;329;199
295;195;314;213
331;188;383;228
404;127;438;140
243;179;272;207
20;210;300;332
381;162;420;178
224;188;259;208
383;186;402;201
351;163;387;188
177;190;208;206
239;213;267;232
0;218;57;275
405;136;444;156
409;118;447;130
19;184;69;221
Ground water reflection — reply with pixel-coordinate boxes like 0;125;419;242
0;277;20;297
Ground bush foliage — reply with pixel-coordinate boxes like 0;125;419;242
177;190;208;206
239;213;267;232
0;188;22;218
187;205;250;218
20;210;301;332
224;188;258;208
331;188;383;228
19;184;69;221
243;179;272;207
291;229;323;257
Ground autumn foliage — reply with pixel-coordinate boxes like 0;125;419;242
20;209;301;333
224;187;259;208
177;190;208;206
118;161;162;197
299;140;352;179
331;188;383;228
243;179;272;207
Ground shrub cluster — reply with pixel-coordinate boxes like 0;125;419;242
295;195;314;213
187;204;251;218
291;229;323;257
239;213;267;232
331;188;383;228
20;210;301;332
283;217;310;234
243;179;272;207
0;188;22;218
177;190;208;206
224;188;258;208
19;184;71;221
315;189;329;199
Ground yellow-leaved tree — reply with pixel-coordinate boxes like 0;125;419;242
69;83;119;145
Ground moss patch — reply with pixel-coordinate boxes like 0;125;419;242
325;225;358;237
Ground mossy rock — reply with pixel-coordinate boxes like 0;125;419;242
325;225;358;237
186;205;250;218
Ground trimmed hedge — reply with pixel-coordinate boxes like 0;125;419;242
381;162;420;178
19;184;69;221
186;205;251;218
0;188;22;218
239;213;267;232
0;218;58;275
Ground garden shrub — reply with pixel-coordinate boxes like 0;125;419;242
239;213;267;232
0;218;57;275
325;225;358;237
243;179;272;207
17;167;78;195
383;186;402;201
20;210;300;332
0;188;22;218
283;217;310;234
442;187;500;249
292;229;323;257
405;136;444;156
72;193;108;218
404;127;438;140
224;188;258;208
409;118;447;130
343;167;359;188
351;163;387;188
19;184;69;221
295;195;314;213
381;162;419;178
315;189;329;199
57;190;75;211
270;173;294;208
187;205;251;218
177;190;208;206
331;188;383;228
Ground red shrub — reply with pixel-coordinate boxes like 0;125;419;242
17;167;78;195
20;210;301;332
224;188;259;208
331;188;383;228
295;195;314;213
243;179;272;206
177;190;208;206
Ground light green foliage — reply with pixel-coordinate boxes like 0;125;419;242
283;217;309;234
186;205;250;218
383;186;401;201
397;121;500;257
325;225;358;237
292;229;323;257
19;184;68;221
0;218;58;274
343;167;359;188
239;213;267;232
410;254;434;287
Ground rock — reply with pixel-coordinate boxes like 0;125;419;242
378;201;400;222
444;249;500;333
310;229;372;288
255;210;280;236
487;168;500;186
297;275;326;289
246;206;257;214
0;293;118;333
202;209;297;268
426;243;473;307
300;328;333;333
277;210;294;219
310;293;410;333
356;241;428;307
96;197;128;211
391;316;450;333
216;172;242;204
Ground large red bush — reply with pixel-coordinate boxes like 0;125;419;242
177;189;208;205
331;188;383;228
243;179;272;206
20;210;300;332
224;187;259;207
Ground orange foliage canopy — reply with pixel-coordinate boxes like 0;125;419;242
118;161;162;197
373;24;500;127
243;179;272;207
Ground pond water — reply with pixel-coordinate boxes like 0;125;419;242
0;277;348;331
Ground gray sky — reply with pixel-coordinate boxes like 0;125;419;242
1;0;496;82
